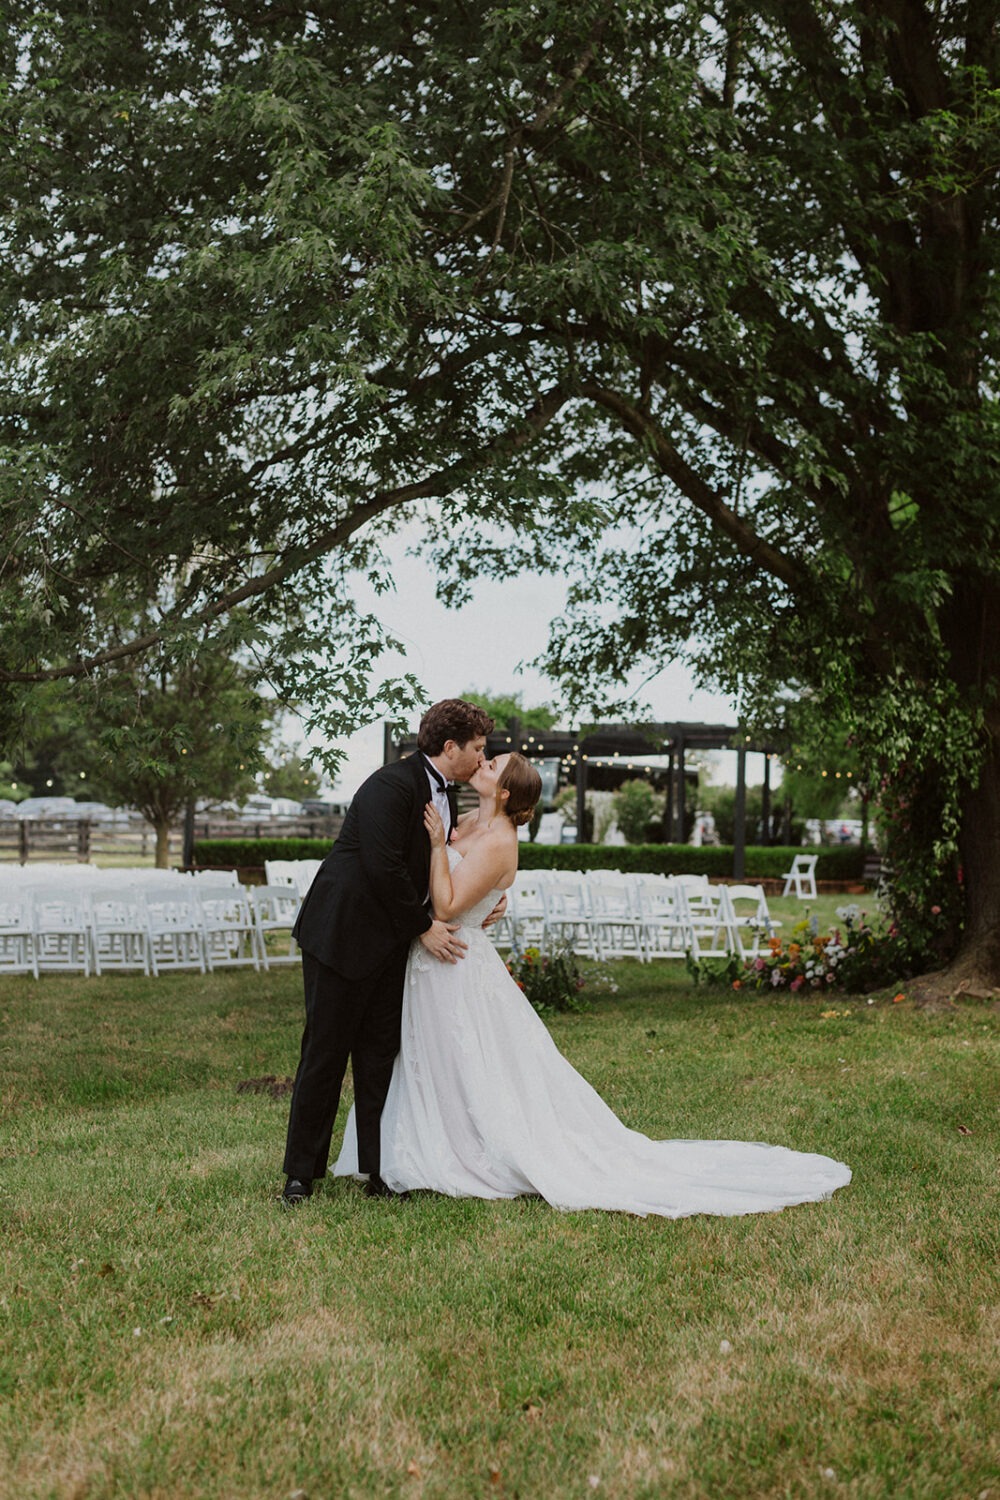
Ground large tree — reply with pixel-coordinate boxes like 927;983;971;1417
1;3;998;988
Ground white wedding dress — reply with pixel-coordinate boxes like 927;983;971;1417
333;851;851;1216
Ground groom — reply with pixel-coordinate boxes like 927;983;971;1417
280;698;495;1205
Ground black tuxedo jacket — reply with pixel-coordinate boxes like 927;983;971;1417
292;753;457;981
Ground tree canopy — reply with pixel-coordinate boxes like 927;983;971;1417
2;1;999;983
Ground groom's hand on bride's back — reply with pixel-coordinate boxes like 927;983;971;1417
419;920;468;964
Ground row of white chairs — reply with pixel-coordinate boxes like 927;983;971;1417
490;870;781;963
0;882;301;979
0;866;242;896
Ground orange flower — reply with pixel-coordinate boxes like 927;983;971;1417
892;992;905;1004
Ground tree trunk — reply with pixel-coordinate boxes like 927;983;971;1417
916;582;1000;1000
947;717;1000;992
154;819;171;869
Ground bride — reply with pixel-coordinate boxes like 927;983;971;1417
334;752;851;1216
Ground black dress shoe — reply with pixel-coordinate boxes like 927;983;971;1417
280;1177;312;1207
364;1174;409;1201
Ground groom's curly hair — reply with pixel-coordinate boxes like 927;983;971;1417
417;699;495;754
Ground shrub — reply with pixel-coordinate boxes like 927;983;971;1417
515;842;865;881
612;779;660;843
505;947;587;1014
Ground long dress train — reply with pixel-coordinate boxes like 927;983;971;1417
333;852;851;1217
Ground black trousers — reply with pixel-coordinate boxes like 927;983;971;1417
282;942;409;1181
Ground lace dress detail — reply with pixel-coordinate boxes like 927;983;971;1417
334;850;851;1216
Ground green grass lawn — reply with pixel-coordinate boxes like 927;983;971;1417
1;959;996;1500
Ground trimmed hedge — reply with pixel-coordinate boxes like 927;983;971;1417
195;835;865;882
518;842;866;881
193;837;333;868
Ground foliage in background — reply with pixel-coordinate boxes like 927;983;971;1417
460;690;559;733
258;750;323;802
0;763;30;802
28;645;272;867
611;778;661;843
697;784;766;846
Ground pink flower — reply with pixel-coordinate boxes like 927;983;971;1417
754;957;766;971
790;976;804;992
931;905;941;915
826;973;835;983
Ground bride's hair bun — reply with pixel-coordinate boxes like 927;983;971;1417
497;752;542;827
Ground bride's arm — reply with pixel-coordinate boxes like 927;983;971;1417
424;806;513;919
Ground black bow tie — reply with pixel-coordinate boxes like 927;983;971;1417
425;760;451;792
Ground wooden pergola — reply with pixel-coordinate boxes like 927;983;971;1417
387;720;786;879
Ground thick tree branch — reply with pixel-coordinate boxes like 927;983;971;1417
0;385;570;684
578;383;810;594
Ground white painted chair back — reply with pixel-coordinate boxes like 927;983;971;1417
723;884;781;959
0;895;38;977
249;885;301;967
781;853;818;899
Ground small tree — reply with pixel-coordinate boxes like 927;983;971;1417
20;652;273;867
612;779;660;844
90;667;269;866
459;690;559;733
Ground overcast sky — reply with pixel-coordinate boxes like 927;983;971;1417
301;529;744;798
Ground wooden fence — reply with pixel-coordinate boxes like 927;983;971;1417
0;815;340;866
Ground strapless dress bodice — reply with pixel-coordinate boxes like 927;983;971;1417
446;845;505;930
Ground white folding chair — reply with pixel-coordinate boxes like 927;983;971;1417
249;885;302;968
587;879;647;962
632;876;693;960
781;853;818;899
291;859;322;897
723;884;781;960
0;895;39;978
542;873;598;958
89;893;156;976
681;881;738;959
200;890;260;969
145;892;207;973
263;860;299;888
33;896;92;974
507;871;548;951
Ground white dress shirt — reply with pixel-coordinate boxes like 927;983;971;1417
423;757;452;839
